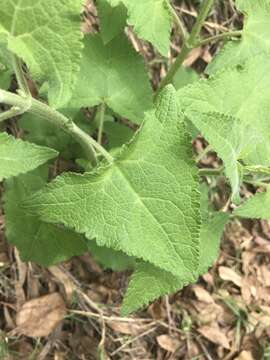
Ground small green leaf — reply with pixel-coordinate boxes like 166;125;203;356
207;0;270;73
0;0;83;108
0;132;57;181
104;121;134;150
108;0;172;55
4;167;87;266
24;86;201;281
68;34;153;124
234;188;270;219
173;67;199;90
97;0;127;44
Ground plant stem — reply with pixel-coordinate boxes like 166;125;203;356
166;0;187;40
196;30;242;47
98;102;106;145
0;88;113;164
157;0;214;94
199;167;223;176
11;55;31;97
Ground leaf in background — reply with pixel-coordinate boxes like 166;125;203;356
24;86;201;281
173;66;199;90
177;55;270;195
4;167;87;266
107;0;172;55
122;211;228;315
97;0;127;44
104;121;134;150
234;188;270;219
68;34;153;124
0;0;83;108
207;0;270;73
0;132;57;181
0;35;12;90
20;111;92;159
88;241;136;271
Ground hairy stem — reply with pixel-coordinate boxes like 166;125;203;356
0;88;113;164
199;167;223;176
157;0;214;94
196;30;242;47
11;55;31;97
98;102;106;145
166;0;187;40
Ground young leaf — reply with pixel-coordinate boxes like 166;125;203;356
0;0;83;108
122;212;228;315
234;188;270;219
97;0;127;44
173;66;199;90
4;167;87;266
108;0;172;56
0;132;57;181
68;34;153;124
207;0;270;73
23;86;201;281
104;121;134;150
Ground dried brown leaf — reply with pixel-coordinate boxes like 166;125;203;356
156;334;181;353
16;293;66;337
198;324;230;349
219;266;242;287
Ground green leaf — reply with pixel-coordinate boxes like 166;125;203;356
104;121;134;150
207;0;270;73
108;0;172;56
4;166;87;266
68;34;153;124
0;35;12;89
234;188;270;219
88;241;136;271
188;112;243;199
0;132;57;181
177;55;270;195
121;211;228;315
0;0;83;108
24;86;201;281
173;66;199;90
97;0;127;44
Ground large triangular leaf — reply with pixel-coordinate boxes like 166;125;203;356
68;34;153;124
107;0;172;56
122;212;228;315
0;0;83;108
24;86;201;281
0;132;57;181
207;0;270;73
4;167;87;266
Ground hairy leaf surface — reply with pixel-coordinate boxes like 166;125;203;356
0;132;57;181
0;0;83;108
4;167;87;266
69;34;153;124
24;86;201;280
122;212;228;315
